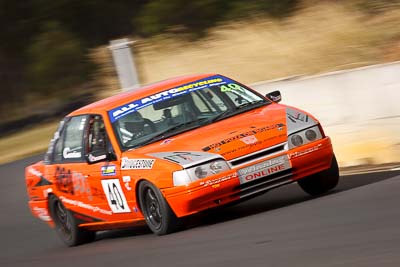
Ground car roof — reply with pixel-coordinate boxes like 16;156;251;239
69;73;216;116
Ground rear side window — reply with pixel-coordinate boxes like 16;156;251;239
44;120;65;164
50;115;87;163
62;116;86;161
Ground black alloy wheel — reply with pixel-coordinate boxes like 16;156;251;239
138;181;180;235
48;195;95;246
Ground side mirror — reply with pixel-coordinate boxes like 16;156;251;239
266;90;282;103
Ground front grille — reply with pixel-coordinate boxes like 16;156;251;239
229;143;286;167
234;169;293;199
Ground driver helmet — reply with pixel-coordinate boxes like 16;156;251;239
121;111;145;136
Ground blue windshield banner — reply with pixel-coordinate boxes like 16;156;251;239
108;75;232;123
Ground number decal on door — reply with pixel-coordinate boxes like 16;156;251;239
101;179;131;213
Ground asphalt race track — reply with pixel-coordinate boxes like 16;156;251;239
1;155;400;267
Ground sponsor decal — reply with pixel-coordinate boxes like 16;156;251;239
101;165;116;176
149;151;221;168
286;107;317;135
63;147;82;159
60;196;112;215
220;133;286;157
121;158;155;170
288;112;309;123
88;154;107;162
203;124;285;151
238;155;290;184
101;179;131;213
28;167;44;178
288;143;322;159
122;176;132;191
164;152;198;162
33;207;51;222
200;173;238;187
240;135;258;145
55;167;93;200
108;75;231;122
55;167;74;194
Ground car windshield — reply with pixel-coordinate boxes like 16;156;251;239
109;75;270;150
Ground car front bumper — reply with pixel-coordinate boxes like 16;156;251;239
163;137;335;217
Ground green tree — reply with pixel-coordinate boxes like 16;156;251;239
27;22;93;96
137;0;228;36
137;0;298;36
0;0;299;117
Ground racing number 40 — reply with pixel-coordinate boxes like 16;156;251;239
220;83;245;92
101;179;131;213
108;183;124;210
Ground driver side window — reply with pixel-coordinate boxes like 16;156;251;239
87;115;106;154
86;115;115;157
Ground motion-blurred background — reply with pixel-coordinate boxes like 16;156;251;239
1;0;399;165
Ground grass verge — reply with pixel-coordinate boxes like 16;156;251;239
135;2;400;84
0;122;57;165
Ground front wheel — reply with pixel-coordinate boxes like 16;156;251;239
48;195;95;246
298;155;339;196
138;181;180;235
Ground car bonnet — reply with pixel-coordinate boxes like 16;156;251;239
125;103;317;162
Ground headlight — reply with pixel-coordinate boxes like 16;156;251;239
173;160;230;186
288;125;322;149
290;134;303;147
305;129;317;141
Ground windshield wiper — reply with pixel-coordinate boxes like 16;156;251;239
237;100;266;110
211;100;267;123
136;118;210;147
210;109;233;122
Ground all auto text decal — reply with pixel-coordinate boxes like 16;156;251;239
108;75;230;123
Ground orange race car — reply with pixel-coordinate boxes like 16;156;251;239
25;74;339;246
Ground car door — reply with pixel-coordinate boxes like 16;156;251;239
46;114;137;223
44;115;112;223
84;114;135;221
43;115;96;220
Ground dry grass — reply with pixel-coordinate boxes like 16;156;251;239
89;45;121;99
135;2;400;84
0;122;57;165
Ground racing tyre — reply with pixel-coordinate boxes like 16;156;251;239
138;181;180;235
298;155;339;196
48;195;95;246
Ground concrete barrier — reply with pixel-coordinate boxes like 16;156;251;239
251;61;400;167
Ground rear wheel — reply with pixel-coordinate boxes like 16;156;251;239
48;195;95;246
138;181;180;235
298;155;339;196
